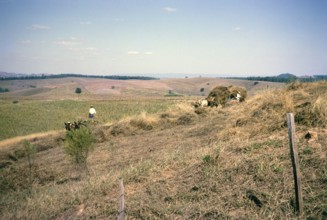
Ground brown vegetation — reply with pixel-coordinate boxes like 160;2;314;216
0;81;326;219
207;85;247;107
0;77;284;100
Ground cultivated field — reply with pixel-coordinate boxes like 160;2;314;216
0;78;326;219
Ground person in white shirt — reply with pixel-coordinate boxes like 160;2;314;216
236;92;242;102
89;105;96;120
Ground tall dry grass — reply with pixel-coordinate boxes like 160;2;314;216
310;95;327;127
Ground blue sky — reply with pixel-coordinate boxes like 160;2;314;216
0;0;326;77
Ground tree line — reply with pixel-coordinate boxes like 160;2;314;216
226;74;327;83
0;73;159;81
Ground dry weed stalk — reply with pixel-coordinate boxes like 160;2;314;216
311;95;327;127
129;111;160;130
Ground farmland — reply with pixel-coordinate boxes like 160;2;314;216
0;77;283;140
0;99;176;141
0;77;326;219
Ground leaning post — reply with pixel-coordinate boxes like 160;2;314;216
118;178;125;220
286;113;303;216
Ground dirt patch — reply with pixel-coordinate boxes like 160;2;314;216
0;130;62;149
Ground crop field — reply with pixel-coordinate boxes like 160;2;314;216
0;99;177;141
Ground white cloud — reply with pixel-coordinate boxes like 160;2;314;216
86;47;98;51
66;47;82;51
70;37;79;40
53;40;81;46
127;51;140;55
20;40;32;44
31;56;42;60
144;51;153;55
85;47;100;55
80;21;92;25
114;18;125;22
27;24;50;30
234;27;242;31
163;7;177;12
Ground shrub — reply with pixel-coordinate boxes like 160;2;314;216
165;90;183;97
23;140;37;190
0;87;9;93
203;155;212;163
64;126;95;172
75;87;82;94
23;140;36;168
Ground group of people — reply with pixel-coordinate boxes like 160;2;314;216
64;105;96;131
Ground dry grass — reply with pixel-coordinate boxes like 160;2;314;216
0;81;326;219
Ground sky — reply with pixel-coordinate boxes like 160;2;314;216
0;0;327;77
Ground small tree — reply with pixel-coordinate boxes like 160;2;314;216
64;126;95;174
23;140;36;190
75;87;82;94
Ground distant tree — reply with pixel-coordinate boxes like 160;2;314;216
200;88;205;92
0;87;9;93
75;87;82;94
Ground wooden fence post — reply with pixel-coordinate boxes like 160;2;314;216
287;113;303;216
118;178;125;220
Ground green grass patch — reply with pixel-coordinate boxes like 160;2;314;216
243;139;284;153
0;99;174;140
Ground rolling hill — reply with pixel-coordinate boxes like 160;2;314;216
0;77;285;100
0;80;326;219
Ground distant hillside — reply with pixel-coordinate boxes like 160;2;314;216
2;71;326;83
276;73;297;79
0;77;285;100
0;72;159;81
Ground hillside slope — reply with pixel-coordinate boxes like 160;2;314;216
0;77;284;100
0;82;326;219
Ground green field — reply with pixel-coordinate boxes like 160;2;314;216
0;99;176;141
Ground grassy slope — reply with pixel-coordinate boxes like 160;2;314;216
0;99;177;141
0;81;326;219
0;77;284;140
